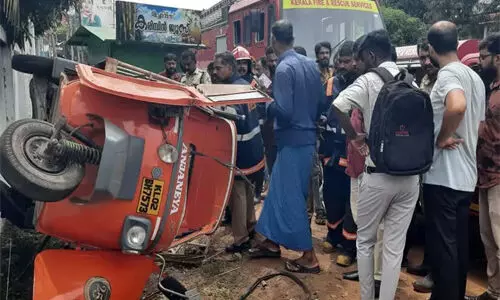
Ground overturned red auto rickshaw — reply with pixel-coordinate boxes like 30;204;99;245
0;56;270;300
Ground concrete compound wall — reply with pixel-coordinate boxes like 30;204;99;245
0;24;36;231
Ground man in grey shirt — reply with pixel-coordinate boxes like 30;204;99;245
423;21;485;300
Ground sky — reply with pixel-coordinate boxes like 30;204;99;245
118;0;222;11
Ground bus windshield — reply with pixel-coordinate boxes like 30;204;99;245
282;0;384;59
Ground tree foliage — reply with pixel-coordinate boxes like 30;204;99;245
423;0;482;38
381;6;427;46
381;0;427;20
1;0;80;48
383;0;493;39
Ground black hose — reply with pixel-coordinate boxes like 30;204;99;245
239;272;312;300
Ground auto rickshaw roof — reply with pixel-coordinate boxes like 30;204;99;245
76;64;271;107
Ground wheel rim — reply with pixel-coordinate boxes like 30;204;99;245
24;136;66;173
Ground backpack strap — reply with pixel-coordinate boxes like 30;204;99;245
369;67;395;83
397;68;416;86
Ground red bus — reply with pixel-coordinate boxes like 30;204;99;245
198;0;384;68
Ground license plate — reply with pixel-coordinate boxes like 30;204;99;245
136;178;164;216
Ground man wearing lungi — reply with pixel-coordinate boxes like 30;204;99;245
248;20;326;274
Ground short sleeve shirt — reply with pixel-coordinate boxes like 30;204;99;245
423;62;486;192
181;68;211;86
333;61;401;167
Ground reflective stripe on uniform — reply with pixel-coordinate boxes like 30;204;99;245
237;125;261;142
326;77;334;97
342;228;357;240
327;218;343;230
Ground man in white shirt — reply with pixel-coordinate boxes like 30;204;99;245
423;21;485;300
332;30;420;300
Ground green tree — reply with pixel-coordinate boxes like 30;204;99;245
1;0;80;48
381;0;427;20
381;6;427;46
423;0;482;38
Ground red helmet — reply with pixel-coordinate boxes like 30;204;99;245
232;46;251;61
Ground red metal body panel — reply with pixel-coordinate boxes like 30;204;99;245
198;25;229;69
9;61;271;299
227;0;271;60
36;66;239;252
198;0;280;66
33;250;156;300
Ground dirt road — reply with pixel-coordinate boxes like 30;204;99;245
166;204;487;300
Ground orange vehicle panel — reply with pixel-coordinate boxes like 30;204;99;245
33;249;156;300
36;78;236;252
76;65;270;107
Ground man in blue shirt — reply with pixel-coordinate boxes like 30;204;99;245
249;20;326;274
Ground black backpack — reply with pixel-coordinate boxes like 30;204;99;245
368;67;434;176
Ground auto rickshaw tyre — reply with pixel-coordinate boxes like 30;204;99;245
0;119;85;202
12;55;53;77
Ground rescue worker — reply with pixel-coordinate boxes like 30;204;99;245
320;41;358;267
232;46;254;83
180;49;211;86
304;41;333;226
159;53;182;82
231;47;265;201
213;51;265;253
315;41;334;84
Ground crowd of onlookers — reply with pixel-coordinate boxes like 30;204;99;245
158;20;500;300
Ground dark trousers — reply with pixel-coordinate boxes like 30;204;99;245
424;184;473;300
323;166;356;256
265;144;278;175
253;169;265;199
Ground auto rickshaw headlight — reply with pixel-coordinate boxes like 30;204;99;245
121;216;151;254
127;226;147;247
158;144;178;164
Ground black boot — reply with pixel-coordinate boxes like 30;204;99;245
406;264;430;276
343;270;359;281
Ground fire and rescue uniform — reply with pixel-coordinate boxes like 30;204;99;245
233;46;264;200
232;46;255;84
320;76;357;263
221;74;265;250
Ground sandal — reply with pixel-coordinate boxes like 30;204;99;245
225;241;251;253
285;260;320;274
248;245;281;259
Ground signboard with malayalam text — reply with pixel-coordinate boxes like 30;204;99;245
283;0;379;13
116;1;202;45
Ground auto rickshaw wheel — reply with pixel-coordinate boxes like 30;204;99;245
0;119;85;202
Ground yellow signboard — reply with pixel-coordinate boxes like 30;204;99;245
283;0;379;13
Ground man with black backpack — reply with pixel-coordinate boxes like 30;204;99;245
424;21;485;300
332;29;433;300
